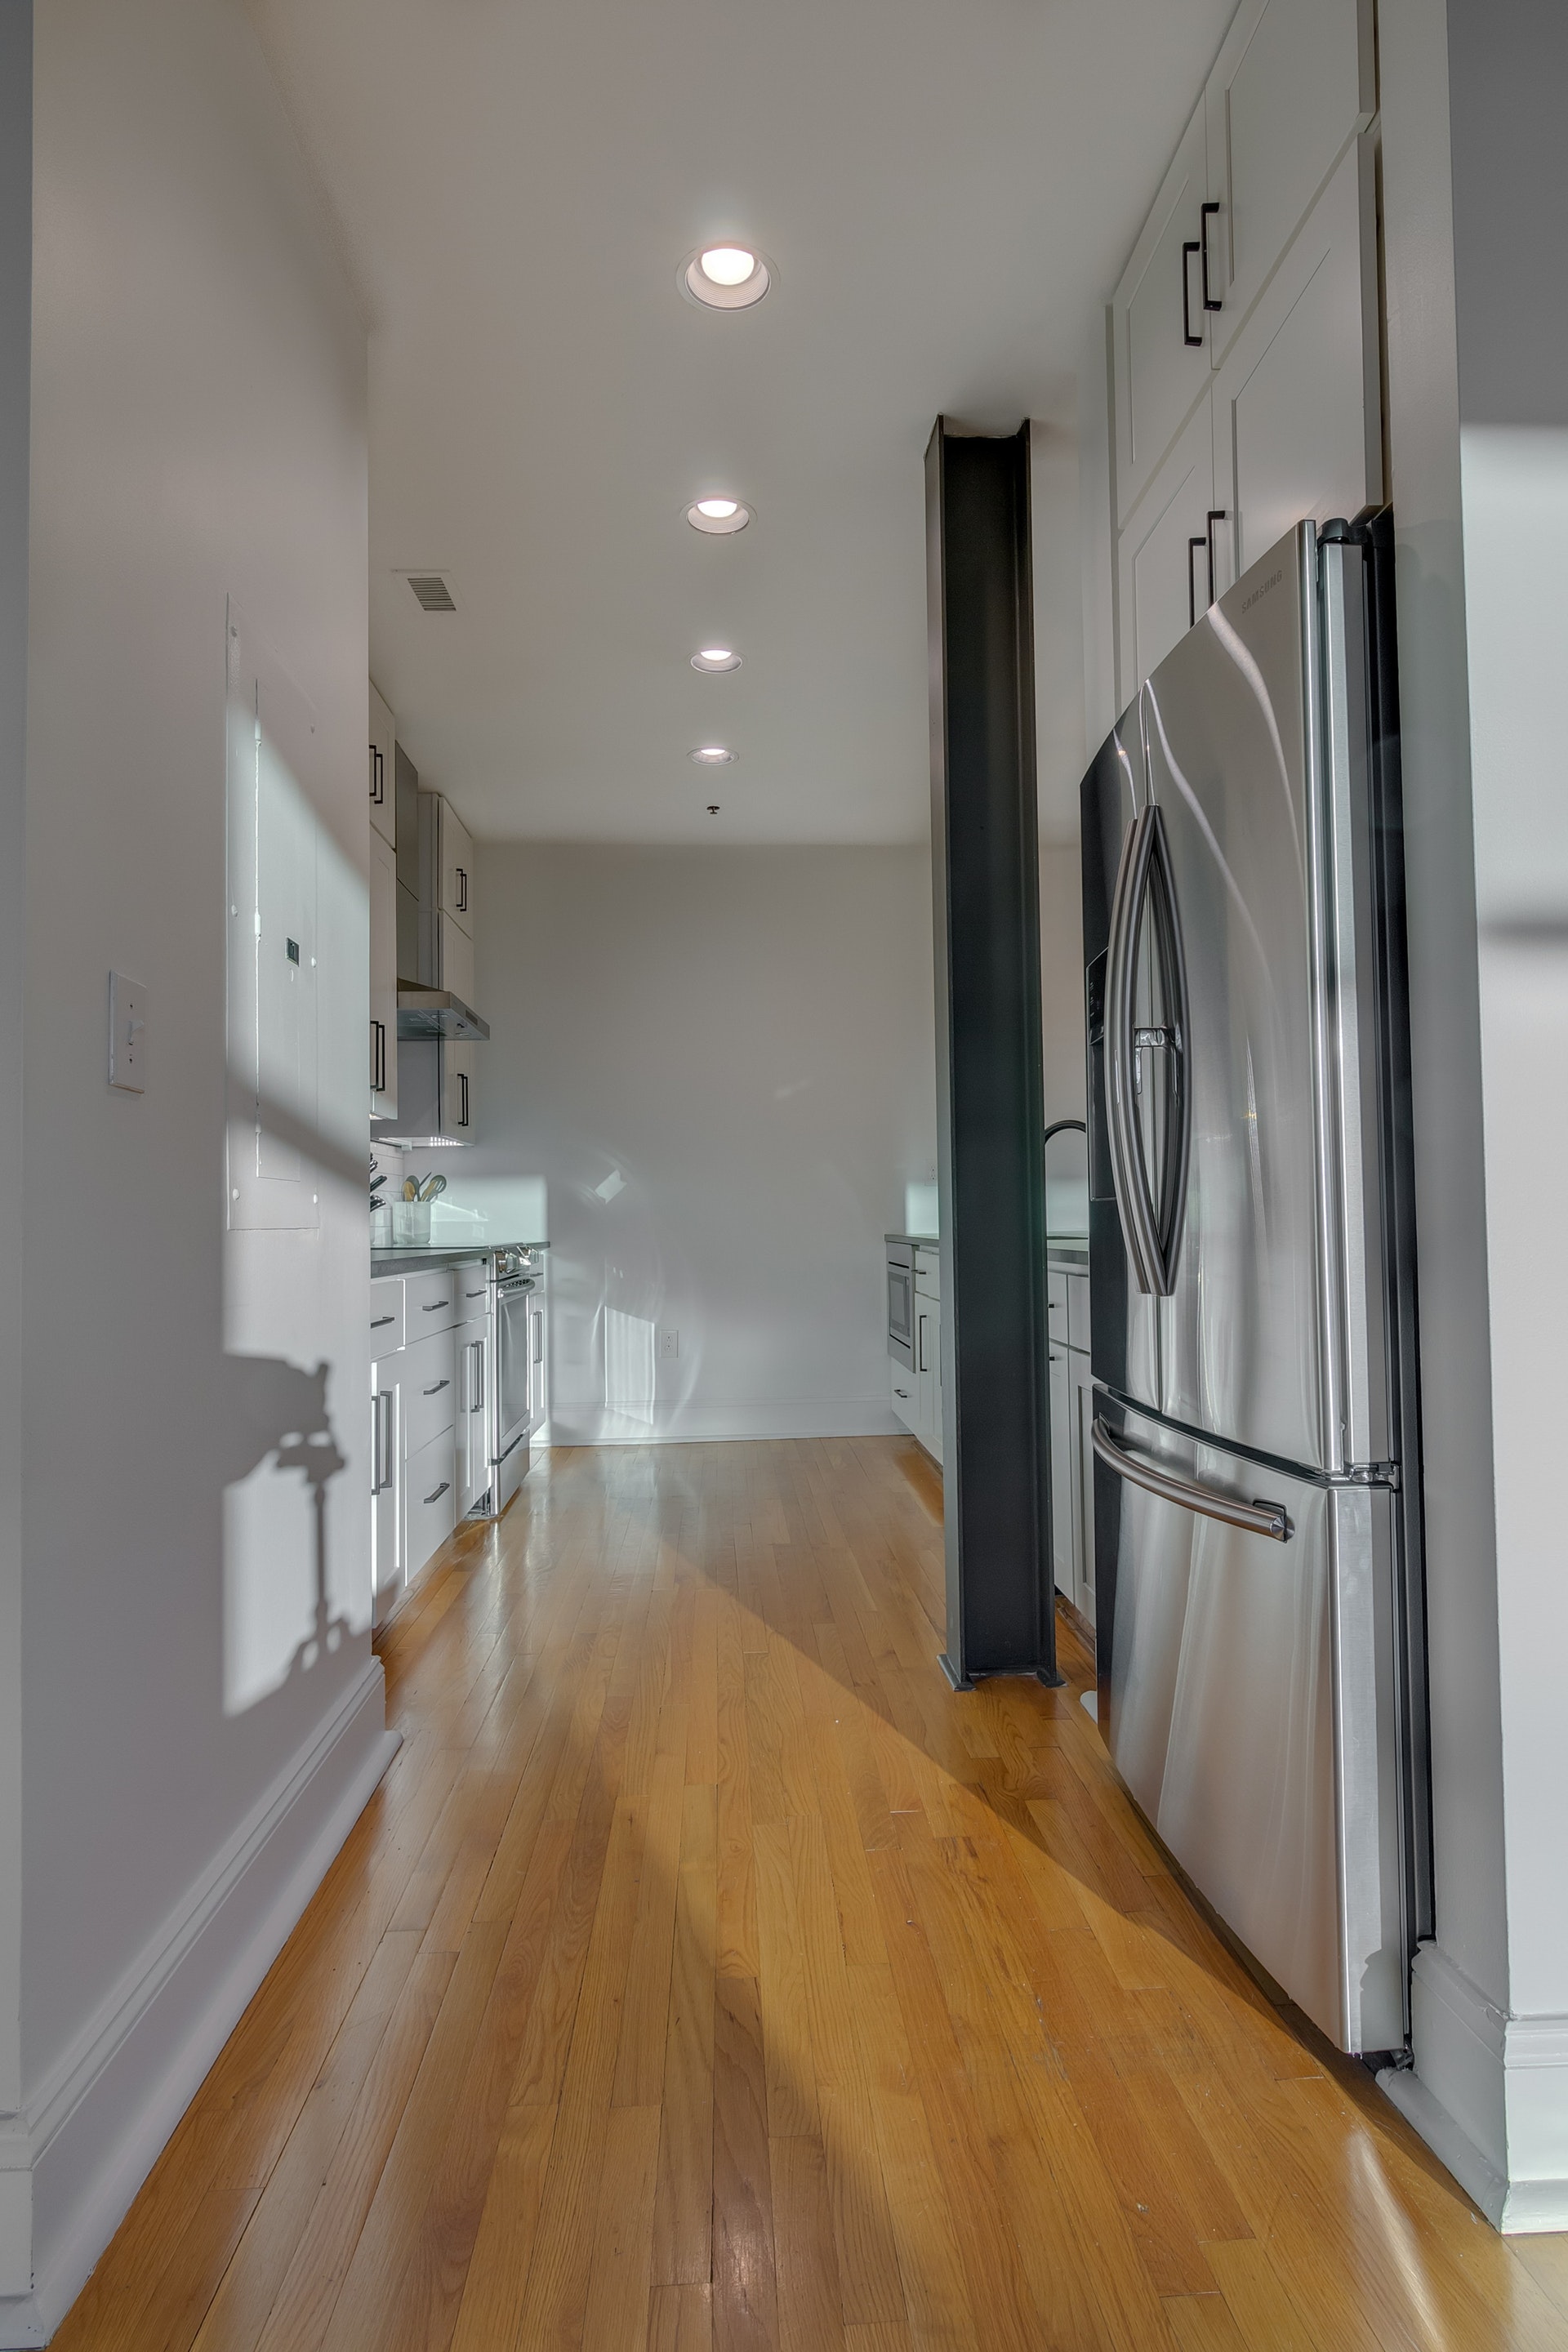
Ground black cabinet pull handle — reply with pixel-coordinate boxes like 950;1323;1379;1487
372;1315;395;1329
424;1298;451;1312
1200;201;1222;310
369;744;385;804
424;1480;450;1504
1187;536;1205;628
371;1017;385;1093
1181;240;1201;346
423;1379;449;1396
456;866;468;913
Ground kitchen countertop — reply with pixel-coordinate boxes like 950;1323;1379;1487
371;1241;548;1277
885;1232;1088;1268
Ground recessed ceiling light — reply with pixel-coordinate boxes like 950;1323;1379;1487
679;243;773;311
685;497;751;536
692;647;742;673
690;746;736;765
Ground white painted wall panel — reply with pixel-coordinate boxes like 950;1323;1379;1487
453;844;937;1445
10;0;380;2320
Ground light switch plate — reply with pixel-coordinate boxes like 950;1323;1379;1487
109;971;147;1091
662;1329;679;1359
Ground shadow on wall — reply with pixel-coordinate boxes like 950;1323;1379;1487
218;612;366;1717
216;1355;351;1699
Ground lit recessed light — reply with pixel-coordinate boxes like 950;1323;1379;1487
679;243;773;311
685;497;752;536
692;646;742;673
690;746;736;765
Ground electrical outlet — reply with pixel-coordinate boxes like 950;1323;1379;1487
661;1329;679;1359
108;972;147;1092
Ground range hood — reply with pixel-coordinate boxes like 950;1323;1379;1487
396;987;489;1041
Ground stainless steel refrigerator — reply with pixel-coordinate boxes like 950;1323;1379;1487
1080;517;1429;2056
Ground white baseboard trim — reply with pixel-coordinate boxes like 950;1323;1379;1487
548;1398;901;1446
0;1655;399;2346
1377;1942;1568;2234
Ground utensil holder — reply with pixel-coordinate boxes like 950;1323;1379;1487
392;1201;432;1246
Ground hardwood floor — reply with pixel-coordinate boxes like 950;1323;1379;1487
56;1437;1568;2350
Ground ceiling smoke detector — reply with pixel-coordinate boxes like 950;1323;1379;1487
685;497;751;536
691;647;742;673
679;244;773;311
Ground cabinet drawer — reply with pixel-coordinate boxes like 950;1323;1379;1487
404;1266;461;1334
405;1427;457;1580
889;1356;918;1433
1067;1272;1091;1354
913;1246;940;1300
454;1262;491;1320
370;1278;404;1361
403;1326;457;1454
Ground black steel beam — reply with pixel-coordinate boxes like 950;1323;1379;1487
925;418;1058;1689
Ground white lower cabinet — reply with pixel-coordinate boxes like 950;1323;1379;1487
1049;1344;1075;1598
371;1353;403;1630
1071;1348;1097;1628
405;1427;457;1574
890;1354;917;1432
457;1321;488;1514
915;1298;942;1467
889;1294;943;1467
370;1255;484;1620
1047;1267;1096;1628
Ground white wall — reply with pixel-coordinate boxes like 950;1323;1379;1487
2;4;393;2335
457;843;936;1444
0;4;32;2292
1375;0;1568;2233
1039;844;1086;1128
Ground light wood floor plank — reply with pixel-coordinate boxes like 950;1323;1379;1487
48;1438;1565;2352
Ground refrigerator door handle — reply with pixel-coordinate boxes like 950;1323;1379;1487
1092;1417;1292;1542
1105;805;1192;1295
1105;815;1159;1293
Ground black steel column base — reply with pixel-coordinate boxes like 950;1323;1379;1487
938;1651;1064;1693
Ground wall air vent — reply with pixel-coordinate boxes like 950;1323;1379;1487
405;573;457;613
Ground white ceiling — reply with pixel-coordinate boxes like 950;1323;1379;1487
249;0;1232;845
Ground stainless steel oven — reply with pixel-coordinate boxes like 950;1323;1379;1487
887;1240;915;1371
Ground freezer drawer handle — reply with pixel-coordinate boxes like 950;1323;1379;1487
1091;1419;1291;1543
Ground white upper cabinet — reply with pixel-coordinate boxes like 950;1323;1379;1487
439;802;474;938
437;909;475;1009
1210;140;1381;599
1109;0;1381;697
1203;0;1375;365
369;824;399;1120
369;679;395;849
1116;391;1218;708
1113;97;1213;528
